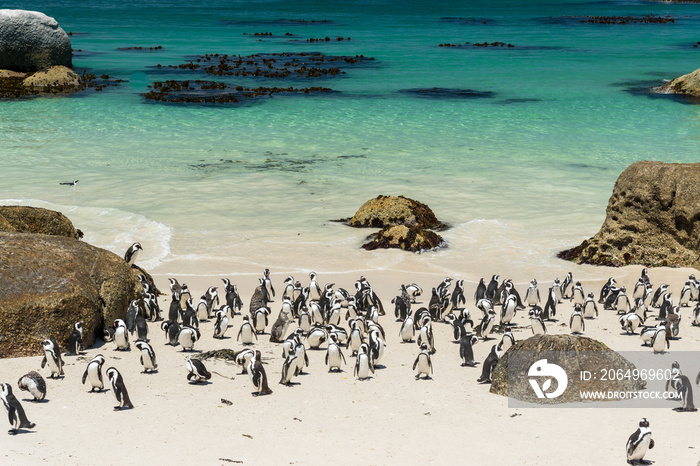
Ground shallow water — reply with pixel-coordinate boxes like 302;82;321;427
2;0;700;278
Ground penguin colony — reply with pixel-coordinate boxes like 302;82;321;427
2;244;699;464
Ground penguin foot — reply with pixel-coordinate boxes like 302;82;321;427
114;406;122;410
8;429;18;435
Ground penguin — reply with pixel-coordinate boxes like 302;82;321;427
292;285;308;318
168;292;182;323
222;278;243;313
673;374;697;412
486;275;499;302
692;302;700;327
444;313;463;341
250;350;273;396
17;372;46;402
253;306;270;334
161;320;181;346
282;330;304;359
204;286;220;319
551;278;562;304
459;308;474;332
651;284;668;308
354;343;374;380
679;281;693;307
298;307;312;334
650;326;669;353
144;293;162;322
619;312;643;334
582;292;598;319
633;298;650;323
113;319;130;350
326;324;348;345
570;282;585;306
168;277;182;295
500;293;517;327
235;349;255;374
178;326;201;351
134;307;148;341
82;354;106;392
59;179;79;186
186;358;211;384
639;323;664;346
40;338;65;378
325;333;347;372
633;277;647;301
477;344;501;383
417;316;435;353
306;326;328;349
263;268;275;300
347;320;364;356
659;292;673;320
542;287;557;320
124;242;142;266
476;298;494;318
309;300;324;326
450;279;466;311
106;367;133;410
626;418;654;465
529;307;547;335
476;308;496;340
428;287;441;321
134;341;157;373
179;283;192;309
213;308;230;339
181;298;199;329
413;342;433;380
569;305;585;334
326;299;342;326
500;331;516;353
561;272;573;299
282;275;295;300
66;321;84;356
392;291;410;321
125;299;139;334
196;295;210;322
237;315;257;345
474;278;487;303
269;309;290;343
279;347;298;386
293;337;309;376
666;307;681;339
1;383;35;435
368;327;387;365
612;286;631;314
249;279;270;316
405;283;423;303
524;279;540;307
459;333;478;367
599;277;616;304
309;271;322;301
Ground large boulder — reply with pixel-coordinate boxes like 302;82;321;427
0;205;81;238
0;10;72;72
362;224;445;253
657;68;700;99
559;161;700;267
490;334;644;404
347;195;447;230
0;232;142;357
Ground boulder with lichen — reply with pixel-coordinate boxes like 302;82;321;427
347;195;447;230
22;65;82;91
490;334;644;404
559;161;700;267
0;205;81;238
0;229;142;357
657;67;700;99
362;224;445;253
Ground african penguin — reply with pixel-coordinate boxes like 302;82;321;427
113;319;130;351
626;418;653;465
40;338;65;378
66;321;85;356
17;372;46;402
106;367;133;410
325;333;347;372
237;315;257;345
413;342;433;380
1;383;35;434
186;358;211;384
82;354;106;392
354;343;374;381
459;333;478;367
124;242;142;266
134;341;157;373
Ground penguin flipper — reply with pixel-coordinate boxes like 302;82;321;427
696;371;700;385
412;356;419;371
3;398;15;426
40;356;47;369
340;350;346;365
82;368;88;385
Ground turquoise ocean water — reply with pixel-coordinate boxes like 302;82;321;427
2;0;700;278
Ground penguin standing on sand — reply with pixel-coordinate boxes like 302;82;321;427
354;343;374;380
599;277;616;304
237;315;258;345
619;312;643;334
186;359;211;384
161;320;181;346
113;319;130;350
325;333;347;372
250;350;273;396
279;348;299;386
583;292;599;319
524;279;540;307
477;344;501;383
626;418;654;465
413;342;433;380
204;286;220;319
476;308;496;340
222;278;243;313
178;326;201;352
474;278;486;303
17;372;46;402
486;275;499;302
263;268;275;301
659;292;673;320
269;309;290;343
213;308;230;339
570;282;585;306
651;284;668;308
561;272;573;299
650;326;669;353
134;341;157;373
1;383;36;435
135;307;148;341
459;333;478;367
542;287;557;320
40;338;65;378
82;354;106;392
124;242;142;266
529;307;547;335
569;304;585;334
66;321;84;356
106;367;133;410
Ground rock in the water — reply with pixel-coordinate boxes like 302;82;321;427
559;161;700;268
490;334;644;404
22;65;82;91
0;10;72;72
347;195;446;230
362;224;445;253
0;232;142;357
657;67;700;99
0;205;81;238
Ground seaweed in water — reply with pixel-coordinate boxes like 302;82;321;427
399;87;495;99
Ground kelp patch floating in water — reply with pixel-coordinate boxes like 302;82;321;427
221;18;334;26
439;17;496;25
538;15;677;25
143;79;334;104
158;52;375;79
439;41;514;48
399;87;495;99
